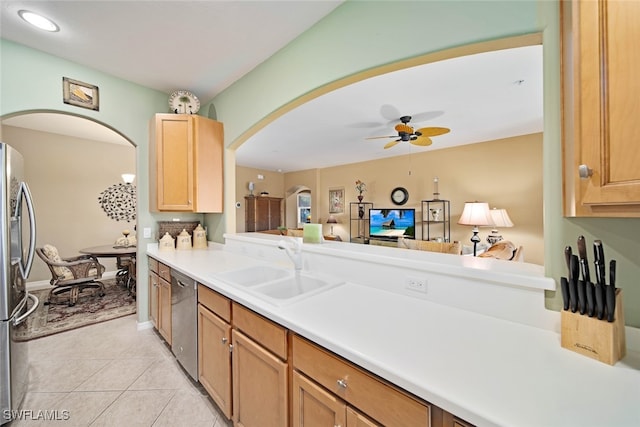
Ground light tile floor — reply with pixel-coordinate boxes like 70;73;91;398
13;315;232;427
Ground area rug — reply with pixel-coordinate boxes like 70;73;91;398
15;278;136;341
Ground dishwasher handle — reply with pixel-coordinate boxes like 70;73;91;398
171;271;197;289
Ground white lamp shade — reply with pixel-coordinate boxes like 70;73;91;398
121;173;136;184
326;215;338;224
457;202;493;226
489;208;514;228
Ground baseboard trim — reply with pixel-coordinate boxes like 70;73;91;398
137;320;154;331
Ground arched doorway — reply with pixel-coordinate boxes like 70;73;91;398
1;110;137;283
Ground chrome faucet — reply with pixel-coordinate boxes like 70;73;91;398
278;238;303;270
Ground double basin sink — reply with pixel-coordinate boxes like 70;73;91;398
213;265;344;305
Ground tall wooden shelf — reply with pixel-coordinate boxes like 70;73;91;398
421;199;451;242
245;196;282;232
349;202;373;244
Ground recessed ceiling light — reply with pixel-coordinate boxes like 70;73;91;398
18;10;59;32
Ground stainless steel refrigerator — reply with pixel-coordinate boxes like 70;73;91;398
0;143;38;425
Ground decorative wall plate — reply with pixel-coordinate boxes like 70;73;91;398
169;90;200;114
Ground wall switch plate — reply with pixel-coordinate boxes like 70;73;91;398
143;227;152;238
405;276;428;293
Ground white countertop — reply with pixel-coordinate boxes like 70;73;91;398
147;237;640;427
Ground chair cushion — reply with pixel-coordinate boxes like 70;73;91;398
42;244;72;278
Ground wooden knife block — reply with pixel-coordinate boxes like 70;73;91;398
561;289;626;365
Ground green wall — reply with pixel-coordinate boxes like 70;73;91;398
2;0;638;327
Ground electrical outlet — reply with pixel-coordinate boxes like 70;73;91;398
143;227;152;238
405;276;428;293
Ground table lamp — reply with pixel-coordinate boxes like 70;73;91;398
326;215;338;236
487;208;514;245
457;202;493;256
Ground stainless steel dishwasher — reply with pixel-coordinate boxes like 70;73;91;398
170;269;198;381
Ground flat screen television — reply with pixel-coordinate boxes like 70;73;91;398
369;208;415;240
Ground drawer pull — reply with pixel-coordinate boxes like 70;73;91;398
336;378;348;389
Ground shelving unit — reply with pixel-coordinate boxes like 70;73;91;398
349;202;373;244
421;199;451;242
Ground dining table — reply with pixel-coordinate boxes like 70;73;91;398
80;244;137;294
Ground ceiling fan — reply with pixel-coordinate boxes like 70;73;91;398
366;115;450;149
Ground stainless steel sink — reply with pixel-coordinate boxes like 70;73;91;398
213;266;343;305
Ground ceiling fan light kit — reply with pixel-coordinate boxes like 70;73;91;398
366;115;450;149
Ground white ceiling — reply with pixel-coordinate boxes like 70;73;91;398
1;1;543;173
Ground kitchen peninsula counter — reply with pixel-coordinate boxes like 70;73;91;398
147;233;640;427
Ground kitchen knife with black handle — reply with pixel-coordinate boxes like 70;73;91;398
593;240;605;320
606;259;617;322
560;277;570;311
569;254;580;313
562;246;572;311
576;236;590;314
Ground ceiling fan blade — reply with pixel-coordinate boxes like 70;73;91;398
380;104;401;121
411;136;433;147
365;135;397;140
394;123;413;133
410;111;445;123
384;139;402;149
415;127;450;137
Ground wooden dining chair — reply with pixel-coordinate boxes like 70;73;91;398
36;245;105;306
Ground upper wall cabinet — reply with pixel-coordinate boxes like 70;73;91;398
150;114;224;212
562;0;640;217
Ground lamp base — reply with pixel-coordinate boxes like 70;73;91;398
487;230;503;246
470;227;480;256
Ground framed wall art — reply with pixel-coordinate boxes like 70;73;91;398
63;77;99;111
329;187;345;214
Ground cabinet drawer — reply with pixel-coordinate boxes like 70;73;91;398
198;284;231;322
158;262;171;283
148;257;158;273
292;335;429;427
232;302;287;360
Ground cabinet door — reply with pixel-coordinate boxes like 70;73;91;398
198;304;232;419
346;407;381;427
158;277;172;344
232;329;287;427
268;198;282;229
148;271;159;328
292;371;346;427
563;0;640;216
154;114;194;211
256;197;271;231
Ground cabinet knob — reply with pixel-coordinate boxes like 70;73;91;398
221;337;228;344
578;164;593;179
229;344;234;353
336;378;348;389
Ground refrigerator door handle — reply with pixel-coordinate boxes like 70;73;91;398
13;293;39;326
15;181;37;280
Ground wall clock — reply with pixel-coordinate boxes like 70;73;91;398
391;187;409;205
169;90;200;114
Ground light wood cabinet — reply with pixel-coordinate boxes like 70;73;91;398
149;113;224;213
562;0;640;217
232;329;288;427
231;301;288;427
197;285;232;418
155;261;172;344
245;196;282;232
292;335;429;427
148;257;159;328
292;371;380;427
